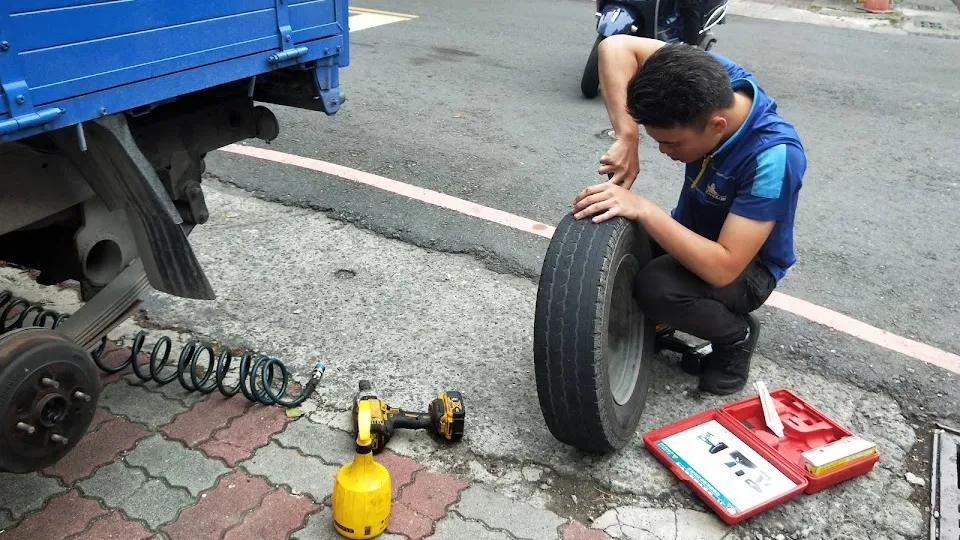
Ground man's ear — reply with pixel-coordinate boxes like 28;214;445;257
707;115;727;136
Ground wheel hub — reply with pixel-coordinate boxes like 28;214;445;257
36;393;70;428
0;328;101;473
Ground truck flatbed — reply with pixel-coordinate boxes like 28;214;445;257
0;0;349;143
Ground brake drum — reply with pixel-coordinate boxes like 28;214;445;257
0;328;101;474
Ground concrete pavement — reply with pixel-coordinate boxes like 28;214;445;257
0;181;932;539
0;341;586;540
730;0;960;37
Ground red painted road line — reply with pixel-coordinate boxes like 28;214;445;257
221;145;555;239
220;144;960;376
765;292;960;375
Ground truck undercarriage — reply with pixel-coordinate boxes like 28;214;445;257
1;67;342;473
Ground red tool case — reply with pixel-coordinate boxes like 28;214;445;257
642;387;880;525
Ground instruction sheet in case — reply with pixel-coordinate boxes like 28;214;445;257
655;420;799;515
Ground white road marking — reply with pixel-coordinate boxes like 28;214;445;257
349;7;417;32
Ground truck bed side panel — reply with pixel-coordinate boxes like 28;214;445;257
0;0;349;142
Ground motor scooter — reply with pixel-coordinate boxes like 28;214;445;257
581;0;730;98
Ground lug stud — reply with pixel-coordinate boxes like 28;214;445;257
50;434;68;445
73;391;91;402
16;422;36;434
41;377;59;388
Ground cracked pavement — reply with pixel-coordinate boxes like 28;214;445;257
0;181;937;539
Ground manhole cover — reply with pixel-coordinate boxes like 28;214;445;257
919;20;947;29
931;426;960;540
596;128;618;141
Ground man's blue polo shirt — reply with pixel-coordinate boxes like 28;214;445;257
670;53;806;283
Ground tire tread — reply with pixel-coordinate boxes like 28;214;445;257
534;214;650;453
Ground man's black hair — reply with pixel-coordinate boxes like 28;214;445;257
626;44;735;130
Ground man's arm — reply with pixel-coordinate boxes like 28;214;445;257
574;182;775;287
637;143;801;287
596;36;666;188
574;144;802;288
597;35;665;142
573;183;774;287
636;207;774;288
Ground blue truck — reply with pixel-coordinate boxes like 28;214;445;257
0;0;350;473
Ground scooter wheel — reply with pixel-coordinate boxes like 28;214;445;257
580;36;603;99
533;213;656;453
699;31;718;51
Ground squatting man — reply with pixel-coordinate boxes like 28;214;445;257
572;36;806;395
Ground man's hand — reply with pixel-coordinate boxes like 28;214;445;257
573;182;652;223
599;137;640;190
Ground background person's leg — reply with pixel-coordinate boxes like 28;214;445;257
677;0;702;46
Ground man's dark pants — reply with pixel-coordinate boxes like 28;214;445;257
633;240;776;356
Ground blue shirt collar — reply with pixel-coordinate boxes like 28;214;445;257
711;78;759;158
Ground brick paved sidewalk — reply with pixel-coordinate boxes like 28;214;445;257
0;341;612;540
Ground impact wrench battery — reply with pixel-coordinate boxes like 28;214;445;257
352;380;465;454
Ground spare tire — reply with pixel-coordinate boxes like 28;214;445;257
533;213;656;453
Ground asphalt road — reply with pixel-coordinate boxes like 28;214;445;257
206;0;960;426
1;2;957;539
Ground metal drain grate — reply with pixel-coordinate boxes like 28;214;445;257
931;426;960;540
919;20;947;29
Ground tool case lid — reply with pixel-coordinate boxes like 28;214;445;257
642;387;880;525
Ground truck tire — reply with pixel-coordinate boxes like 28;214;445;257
533;213;656;453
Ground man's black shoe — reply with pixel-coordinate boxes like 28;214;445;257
680;345;712;375
698;313;761;395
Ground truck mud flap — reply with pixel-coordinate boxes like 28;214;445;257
50;115;215;301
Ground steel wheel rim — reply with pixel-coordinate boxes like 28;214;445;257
607;254;644;406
